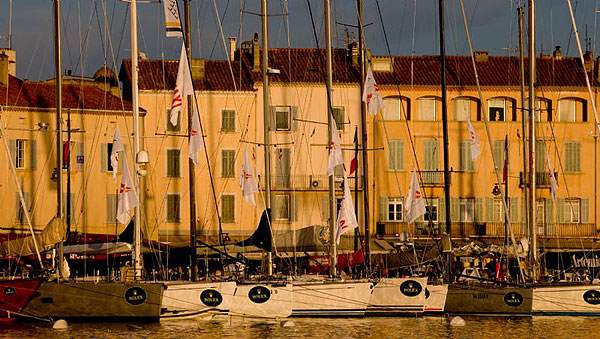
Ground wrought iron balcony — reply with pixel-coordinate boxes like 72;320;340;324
519;171;558;188
257;174;363;191
417;170;446;187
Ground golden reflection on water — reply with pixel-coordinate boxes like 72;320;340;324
0;316;594;338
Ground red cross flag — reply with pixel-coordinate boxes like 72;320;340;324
405;171;426;224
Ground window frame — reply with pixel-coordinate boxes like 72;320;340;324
564;199;581;223
424;198;439;223
221;149;236;178
417;97;437;121
564;141;581;173
275;105;292;131
387;197;404;222
166;108;181;132
332;106;345;131
558;99;576;122
221;194;235;223
388;140;404;171
273;194;291;221
454;98;472;121
488;98;506;122
221;109;236;132
166;149;181;178
458;198;475;222
15;139;26;169
166;193;181;223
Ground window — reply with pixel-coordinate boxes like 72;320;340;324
221;109;235;132
458;141;474;172
332;107;345;131
15;192;30;224
417;97;436;121
221;194;235;223
459;198;474;222
558;99;576;122
424;198;438;223
166;108;180;132
106;194;118;223
492;198;503;222
273;194;291;221
423;140;440;184
15;139;26;169
102;142;121;173
275;106;291;131
535;140;546;171
488;98;505;121
454;98;471;121
565;142;581;172
10;139;36;171
387;198;403;221
221;150;235;178
564;199;581;223
388;140;404;171
383;97;401;120
167;149;181;178
493;140;508;170
167;194;181;223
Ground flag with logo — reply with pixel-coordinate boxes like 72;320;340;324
327;120;344;176
335;175;358;244
546;149;558;201
163;0;183;38
188;102;205;164
170;42;194;126
405;171;426;224
117;157;139;225
349;129;358;175
362;66;384;117
467;119;481;161
110;125;125;181
240;148;259;207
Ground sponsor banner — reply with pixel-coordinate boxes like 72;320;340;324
503;292;524;307
309;248;365;273
399;280;423;297
200;289;223;307
583;290;600;305
248;286;271;304
125;287;147;305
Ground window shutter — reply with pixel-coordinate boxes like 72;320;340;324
545;198;553;226
174;150;180;177
101;143;108;172
574;143;581;172
29;140;37;170
439;198;446;222
510;198;519;223
76;142;84;171
521;198;527;222
486;197;493;222
379;196;388;222
268;106;275;131
321;195;330;221
582;198;590;223
475;198;484;222
450;198;459;222
9;140;15;169
535;141;546;170
106;194;118;223
290;194;298;221
556;198;564;223
272;196;281;220
398;140;404;170
291;106;299;131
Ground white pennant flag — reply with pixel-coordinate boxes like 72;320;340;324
546;149;558;201
327;120;344;176
405;171;426;224
467;119;481;161
335;175;359;244
117;157;139;225
110;125;125;181
188;102;205;164
240;148;259;207
362;66;384;117
170;42;194;126
163;0;183;38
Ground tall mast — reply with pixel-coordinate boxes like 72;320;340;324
261;0;273;276
438;0;452;282
184;0;197;282
130;0;143;280
357;0;371;273
53;0;65;278
517;6;529;258
325;0;337;277
528;0;539;281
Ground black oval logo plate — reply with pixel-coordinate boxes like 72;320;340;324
125;287;147;305
200;289;223;307
400;280;423;297
503;292;524;307
583;290;600;305
3;287;15;296
248;286;271;304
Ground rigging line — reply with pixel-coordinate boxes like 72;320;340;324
94;1;107;59
114;1;129;63
61;0;75;73
211;0;239;92
208;0;231;60
458;0;525;282
72;1;96;76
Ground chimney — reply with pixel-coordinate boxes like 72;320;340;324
252;33;260;72
347;42;359;67
139;52;147;60
229;37;237;62
474;51;489;62
0;48;16;76
0;53;8;86
553;46;563;60
191;58;205;80
584;50;594;73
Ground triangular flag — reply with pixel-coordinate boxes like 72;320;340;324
467;119;481;161
117;157;139;225
362;66;384;117
335;174;359;244
188;102;205;164
349;129;358;176
546;149;558;201
170;42;194;126
405;171;426;224
240;148;259;207
163;0;183;38
110;125;125;181
327;120;344;176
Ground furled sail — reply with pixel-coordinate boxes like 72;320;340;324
234;209;272;252
0;217;66;256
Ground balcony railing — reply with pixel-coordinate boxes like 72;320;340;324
519;171;558;188
376;221;596;238
257;174;363;191
418;171;445;187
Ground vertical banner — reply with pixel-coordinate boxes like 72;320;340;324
163;0;183;38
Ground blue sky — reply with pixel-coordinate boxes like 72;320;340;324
1;0;598;80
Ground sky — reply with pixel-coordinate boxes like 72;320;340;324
1;0;599;81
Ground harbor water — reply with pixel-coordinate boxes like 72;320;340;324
1;316;593;338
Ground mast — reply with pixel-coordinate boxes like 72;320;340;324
325;0;337;277
53;0;65;278
184;0;197;282
357;0;371;273
438;0;452;282
517;6;529;256
528;0;539;281
130;0;143;280
261;0;273;276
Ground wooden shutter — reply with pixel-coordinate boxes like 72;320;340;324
290;194;298;221
545;198;553;227
101;143;108;172
535;140;546;171
106;194;118;223
291;106;299;131
379;196;388;222
439;198;446;222
450;198;459;222
389;140;403;170
574;142;581;172
29;140;37;170
582;198;590;223
321;195;330;221
486;197;493;222
510;198;519;223
8;140;15;169
475;198;484;222
556;198;564;223
268;106;275;131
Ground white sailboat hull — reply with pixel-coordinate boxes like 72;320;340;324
291;281;372;317
161;281;236;320
366;278;426;316
229;282;292;320
533;284;600;316
424;284;448;314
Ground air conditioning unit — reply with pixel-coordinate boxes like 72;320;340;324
311;180;320;188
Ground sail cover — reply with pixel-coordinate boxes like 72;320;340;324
0;217;66;256
234;209;272;252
